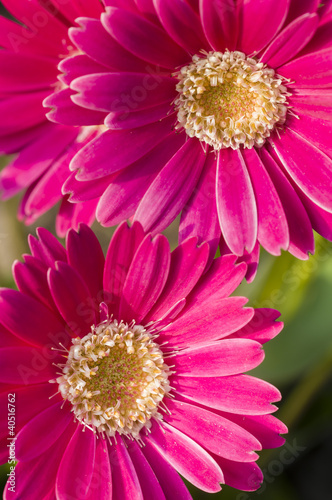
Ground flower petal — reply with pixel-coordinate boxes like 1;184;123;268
86;439;112;500
280;48;332;88
199;0;238;51
0;346;56;385
110;438;143;500
119;234;171;323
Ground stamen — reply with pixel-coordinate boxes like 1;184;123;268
174;50;290;150
54;319;172;439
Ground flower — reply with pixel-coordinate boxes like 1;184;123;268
46;0;332;260
0;0;104;235
0;222;286;498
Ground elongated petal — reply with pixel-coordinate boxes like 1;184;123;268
217;149;257;256
119;234;170;323
0;346;56;385
146;421;223;492
164;399;261;462
110;438;143;500
127;441;166;500
199;0;238;51
86;439;112;500
280;48;332;88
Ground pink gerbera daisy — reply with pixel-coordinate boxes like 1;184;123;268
0;222;286;498
46;0;332;261
0;0;104;235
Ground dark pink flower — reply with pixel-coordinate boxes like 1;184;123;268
0;0;104;235
0;222;286;498
47;0;332;260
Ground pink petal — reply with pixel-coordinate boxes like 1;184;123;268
280;48;332;88
237;0;290;54
173;374;281;414
271;128;332;213
45;88;106;126
260;146;314;258
96;132;185;226
67;224;105;300
141;438;192;499
261;13;318;68
30;227;67;267
146;421;223;493
86;439;112;500
146;237;209;321
48;261;97;337
154;0;209;53
216;149;258;256
58;54;111;87
213;456;263;491
242;148;289;255
0;90;50;135
286;0;320;22
0;52;57;91
0;289;69;347
134;137;205;234
56;427;96;499
289;90;332;121
160;297;254;348
298;190;332;241
71;72;176;113
199;0;238;51
164;399;261;462
0;346;56;385
101;7;188;70
16;402;72;462
126;441;166;500
105;102;171;130
56;198;98;238
287;112;332;156
173;339;264;377
72;116;175;181
110;438;143;500
119;234;171;323
229;308;283;345
179;153;221;261
103;221;146;318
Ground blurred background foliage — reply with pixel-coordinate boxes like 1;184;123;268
0;0;332;495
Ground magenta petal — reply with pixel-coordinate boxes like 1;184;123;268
261;13;318;67
173;374;281;414
271;128;332;213
72;116;174;181
56;427;96;499
119;234;170;323
96;131;185;226
186;254;247;305
0;90;50;135
126;441;166;500
110;438;143;500
48;262;97;337
237;0;290;54
30;227;67;268
105;102;171;130
146;421;223;493
0;52;57;92
70;17;149;73
146;237;209;321
230;309;283;345
286;0;320;22
86;439;112;500
225;413;287;450
134;138;205;234
173;339;264;377
5;422;76;500
0;289;68;347
217;149;258;256
213;456;263;491
71;72;176;113
164;399;261;462
0;384;60;441
179;153;221;260
0;346;56;384
154;0;209;53
13;256;57;315
45;88;105;126
289;90;332;121
101;7;188;70
16;403;72;462
160;297;254;348
142;438;192;499
287;112;332;156
242;148;289;255
199;0;238;51
280;48;332;88
56;198;98;238
67;224;105;300
299;190;332;241
103;221;145;317
58;54;111;86
260;146;314;258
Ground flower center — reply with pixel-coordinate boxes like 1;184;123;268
56;320;171;439
174;50;289;150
